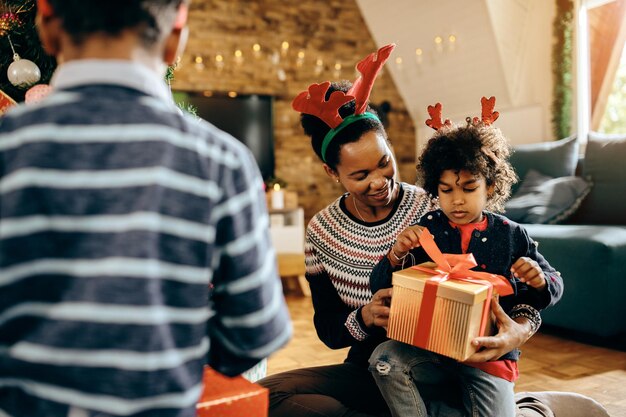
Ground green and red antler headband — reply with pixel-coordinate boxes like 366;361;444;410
292;43;396;162
425;96;499;130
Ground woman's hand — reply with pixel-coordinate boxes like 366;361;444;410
511;257;546;290
464;298;533;362
361;288;393;328
388;225;425;266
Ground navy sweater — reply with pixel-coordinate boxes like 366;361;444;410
0;62;291;417
371;209;564;360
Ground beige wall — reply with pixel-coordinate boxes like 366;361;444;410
356;0;556;146
172;0;415;222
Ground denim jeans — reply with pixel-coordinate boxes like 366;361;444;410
369;340;515;417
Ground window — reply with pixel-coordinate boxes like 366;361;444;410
577;0;626;138
597;44;626;133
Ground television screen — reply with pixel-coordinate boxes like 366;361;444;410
172;91;275;180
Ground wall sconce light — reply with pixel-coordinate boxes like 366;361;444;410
296;50;305;67
448;34;457;52
434;35;444;53
395;56;403;71
281;41;290;57
333;61;342;78
252;43;262;59
228;91;238;98
194;55;204;71
415;48;423;64
234;49;244;65
315;58;324;75
411;33;458;70
215;54;224;71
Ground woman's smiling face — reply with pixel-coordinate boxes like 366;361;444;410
334;130;397;208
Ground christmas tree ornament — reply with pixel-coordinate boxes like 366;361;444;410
25;83;51;104
6;35;41;89
0;88;17;115
0;12;21;36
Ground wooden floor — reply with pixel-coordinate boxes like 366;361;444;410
268;295;626;417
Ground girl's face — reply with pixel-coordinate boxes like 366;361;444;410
438;169;493;225
330;130;397;208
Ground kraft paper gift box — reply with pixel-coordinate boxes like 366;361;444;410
197;366;269;417
386;228;513;361
387;262;494;361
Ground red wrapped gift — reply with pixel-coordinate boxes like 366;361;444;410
387;229;513;361
0;89;16;115
197;366;268;417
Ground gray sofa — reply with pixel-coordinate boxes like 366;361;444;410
506;133;626;342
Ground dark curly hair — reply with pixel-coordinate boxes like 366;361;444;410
416;123;517;213
299;80;387;171
48;0;185;47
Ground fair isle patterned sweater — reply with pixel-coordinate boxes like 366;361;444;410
305;182;435;366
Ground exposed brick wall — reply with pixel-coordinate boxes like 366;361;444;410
173;0;416;222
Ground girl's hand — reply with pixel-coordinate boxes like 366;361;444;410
361;288;393;328
388;225;425;265
511;257;546;291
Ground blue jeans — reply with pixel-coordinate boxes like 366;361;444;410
369;340;515;417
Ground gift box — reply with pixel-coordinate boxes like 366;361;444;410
388;262;494;361
197;366;269;417
0;89;16;115
386;228;513;361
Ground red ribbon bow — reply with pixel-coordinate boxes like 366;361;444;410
410;228;513;348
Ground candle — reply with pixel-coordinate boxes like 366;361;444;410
271;183;285;209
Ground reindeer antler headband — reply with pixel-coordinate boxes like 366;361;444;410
425;96;499;131
292;44;395;162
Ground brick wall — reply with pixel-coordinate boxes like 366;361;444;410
173;0;416;222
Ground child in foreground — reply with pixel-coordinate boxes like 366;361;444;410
0;1;291;415
369;97;563;417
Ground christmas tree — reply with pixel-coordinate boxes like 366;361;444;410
0;1;186;108
0;0;56;102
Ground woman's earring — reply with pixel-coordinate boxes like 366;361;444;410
336;179;340;183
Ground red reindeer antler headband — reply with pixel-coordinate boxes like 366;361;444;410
292;44;395;162
425;96;500;131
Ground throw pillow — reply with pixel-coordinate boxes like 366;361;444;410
504;169;592;224
509;136;579;194
571;133;626;224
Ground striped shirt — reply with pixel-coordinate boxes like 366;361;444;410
0;60;291;417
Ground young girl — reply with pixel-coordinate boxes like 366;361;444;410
368;98;564;417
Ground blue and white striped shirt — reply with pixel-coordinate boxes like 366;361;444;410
0;60;291;417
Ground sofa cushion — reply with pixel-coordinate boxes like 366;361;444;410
523;223;626;337
505;169;591;224
509;136;579;194
571;133;626;224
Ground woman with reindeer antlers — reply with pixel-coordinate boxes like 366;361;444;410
258;44;565;417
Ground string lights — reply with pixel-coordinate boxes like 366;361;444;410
181;33;458;90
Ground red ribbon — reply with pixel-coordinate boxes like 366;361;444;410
173;3;189;29
410;228;513;348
